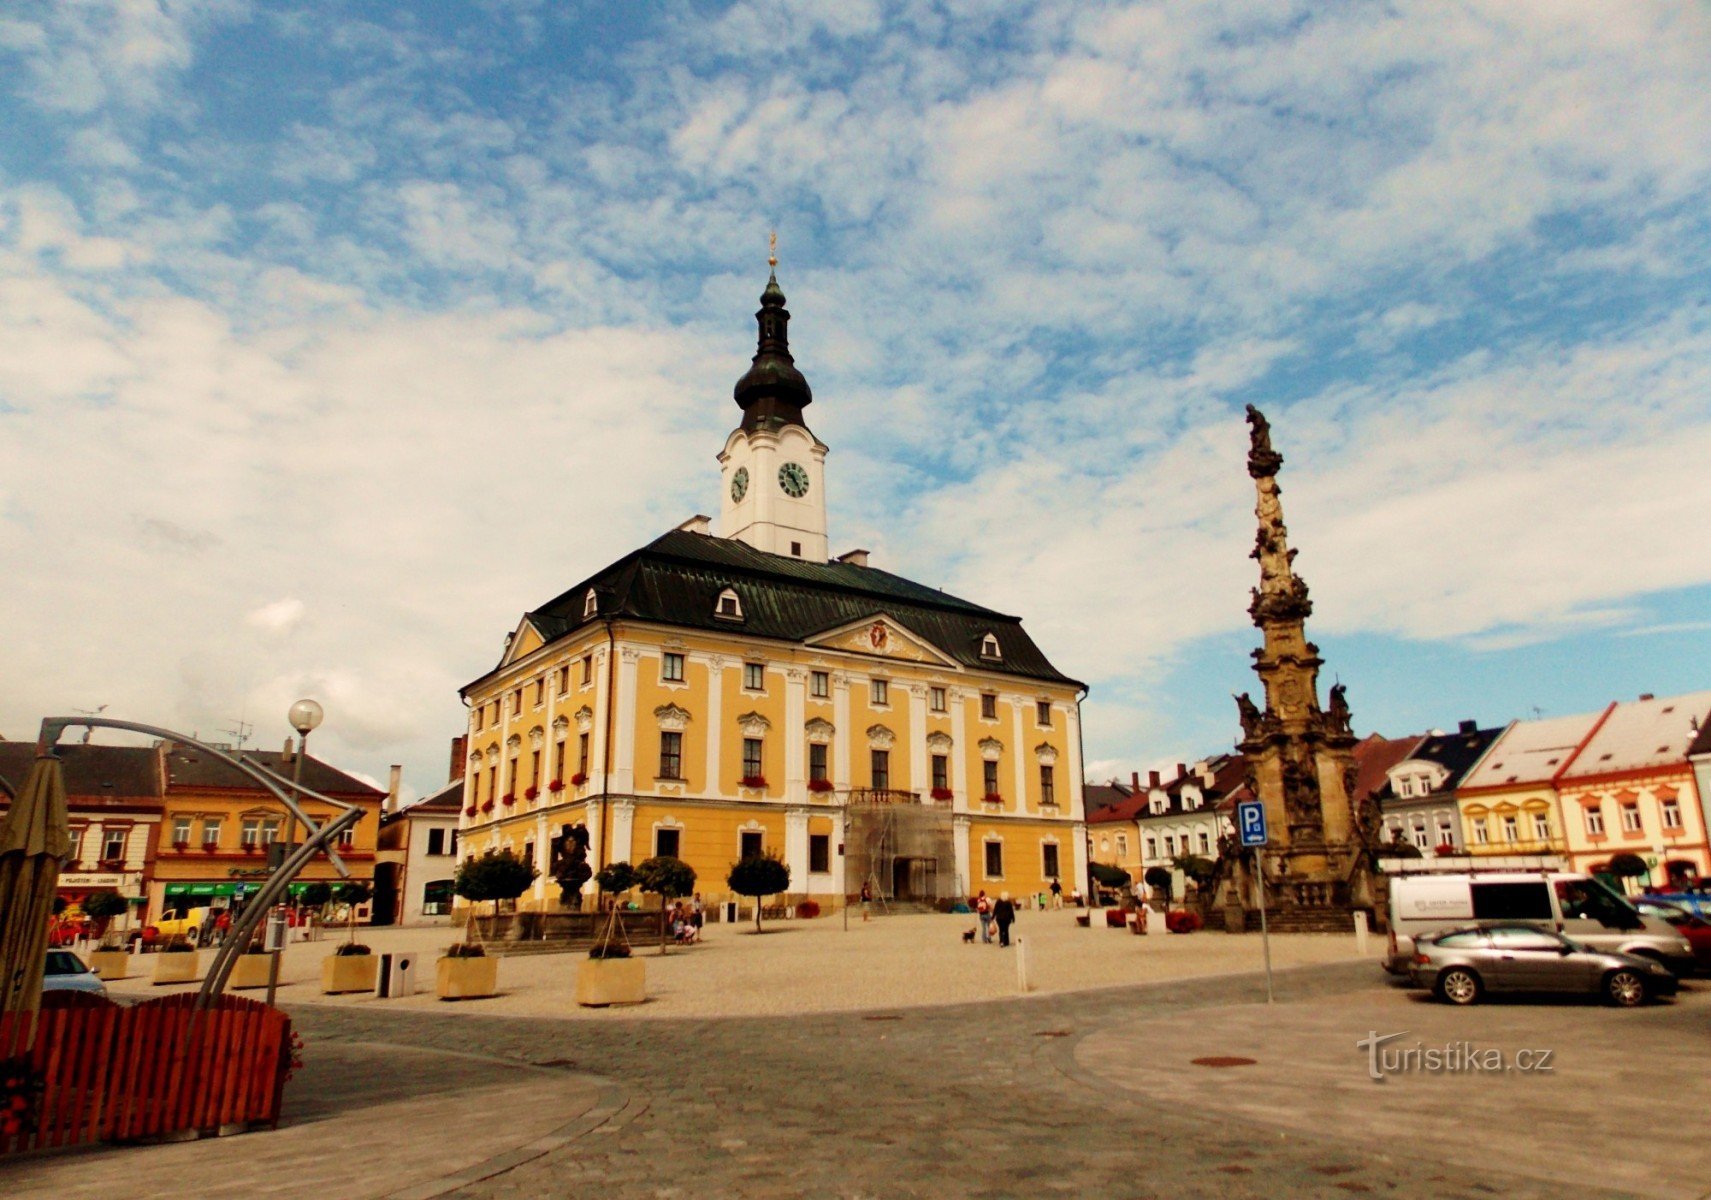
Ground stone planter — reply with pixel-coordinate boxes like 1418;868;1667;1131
436;955;499;1000
321;953;379;994
230;953;276;989
89;950;131;980
575;956;645;1007
152;951;200;985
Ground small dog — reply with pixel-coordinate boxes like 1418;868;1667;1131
961;928;977;943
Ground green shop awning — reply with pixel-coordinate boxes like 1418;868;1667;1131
164;881;321;899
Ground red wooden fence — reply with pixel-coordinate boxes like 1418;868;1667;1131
0;992;292;1155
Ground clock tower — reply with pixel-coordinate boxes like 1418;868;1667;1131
718;266;829;561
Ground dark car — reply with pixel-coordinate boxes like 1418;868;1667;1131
1407;921;1678;1007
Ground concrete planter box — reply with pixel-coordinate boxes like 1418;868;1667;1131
152;951;200;985
321;953;379;994
89;950;131;981
230;953;276;989
436;955;498;1000
575;956;646;1007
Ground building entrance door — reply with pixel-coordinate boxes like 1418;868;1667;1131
892;857;938;901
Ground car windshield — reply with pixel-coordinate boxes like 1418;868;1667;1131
44;950;87;976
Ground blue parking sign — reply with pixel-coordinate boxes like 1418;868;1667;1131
1237;800;1268;847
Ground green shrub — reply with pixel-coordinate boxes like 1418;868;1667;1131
636;856;697;901
454;849;539;917
1089;861;1131;888
727;853;791;932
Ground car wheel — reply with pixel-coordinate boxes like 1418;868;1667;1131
1604;969;1648;1008
1435;967;1481;1006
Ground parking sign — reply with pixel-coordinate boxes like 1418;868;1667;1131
1237;799;1268;847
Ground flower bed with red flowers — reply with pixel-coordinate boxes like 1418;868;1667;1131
1165;910;1203;934
807;778;835;793
930;786;954;801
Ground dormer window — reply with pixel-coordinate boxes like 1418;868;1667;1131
980;633;1001;660
1150;795;1167;815
715;587;743;620
583;588;598;619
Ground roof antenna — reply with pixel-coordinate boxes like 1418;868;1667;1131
219;717;254;750
72;705;108;744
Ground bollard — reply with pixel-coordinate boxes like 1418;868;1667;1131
1016;935;1031;993
1353;910;1369;958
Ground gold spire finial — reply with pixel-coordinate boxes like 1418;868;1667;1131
768;229;778;269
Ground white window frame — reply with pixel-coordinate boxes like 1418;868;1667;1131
981;633;1001;659
715;588;743;620
1584;805;1604;835
1662;798;1683;828
744;662;766;691
810;670;829;699
930;686;946;712
583;588;598;619
662;652;685;683
1620;803;1642;833
870;678;889;707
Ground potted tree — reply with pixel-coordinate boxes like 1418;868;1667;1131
576;861;645;1006
439;849;535;999
152;934;201;984
321;883;378;993
635;855;697;953
231;935;276;989
726;852;790;933
84;891;132;980
1091;862;1132;926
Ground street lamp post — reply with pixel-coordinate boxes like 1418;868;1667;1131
281;699;324;852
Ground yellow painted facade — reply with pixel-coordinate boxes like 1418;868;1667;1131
1455;782;1566;858
457;618;1087;912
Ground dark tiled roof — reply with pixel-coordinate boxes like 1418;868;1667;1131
1135;753;1249;820
1371;724;1503;804
163;747;383;799
0;742;162;803
409;781;463;813
473;529;1080;690
1352;733;1424;805
1691;716;1711;759
1084;782;1137;824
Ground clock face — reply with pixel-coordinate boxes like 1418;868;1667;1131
778;462;810;498
730;467;749;502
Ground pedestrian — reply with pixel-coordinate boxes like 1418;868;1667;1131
860;880;873;922
690;892;704;930
975;890;992;943
1050;877;1063;909
993;892;1017;948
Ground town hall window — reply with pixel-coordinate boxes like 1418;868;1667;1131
583;588;598;618
809;742;828;783
809;834;830;873
663;652;685;682
984;840;1003;878
581;655;593;685
716;588;743;619
656;827;680;858
983;760;999;797
659;731;683;779
742;738;764;779
980;633;1001;659
1036;700;1052;726
980;693;997;720
740;830;763;859
930;686;946;712
744;662;765;691
871;749;890;790
1042;843;1060;878
931;754;949;792
811;670;829;698
1039;764;1055;805
870;678;889;706
578;733;590;776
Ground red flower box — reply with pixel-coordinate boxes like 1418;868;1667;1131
201;841;219;853
523;786;539;801
172;840;190;852
930;787;953;801
464;805;478;817
570;772;588;786
548;778;565;793
241;843;258;855
982;793;1003;805
739;775;768;788
482;800;496;813
807;778;835;793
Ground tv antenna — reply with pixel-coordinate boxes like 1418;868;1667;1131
219;717;254;750
72;705;108;743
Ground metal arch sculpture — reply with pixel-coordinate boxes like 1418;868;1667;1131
36;716;365;1010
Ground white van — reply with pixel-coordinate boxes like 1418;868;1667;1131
1383;869;1694;977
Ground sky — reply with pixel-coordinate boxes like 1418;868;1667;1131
2;1;1710;800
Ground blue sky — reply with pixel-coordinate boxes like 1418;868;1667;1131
2;1;1710;796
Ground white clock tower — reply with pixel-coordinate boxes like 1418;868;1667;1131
718;267;829;561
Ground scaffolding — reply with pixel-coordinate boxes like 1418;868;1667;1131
843;794;959;906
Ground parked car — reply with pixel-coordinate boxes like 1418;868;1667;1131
1384;870;1694;977
1638;888;1711;920
1633;898;1711;974
1407;922;1678;1007
42;950;108;997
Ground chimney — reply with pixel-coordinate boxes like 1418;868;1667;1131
1130;771;1141;793
1639;693;1655;701
1458;719;1477;734
449;735;468;784
1148;770;1161;788
1175;762;1187;783
676;514;712;535
386;765;402;814
836;548;870;567
283;735;295;761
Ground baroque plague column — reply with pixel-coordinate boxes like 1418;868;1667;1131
1225;405;1380;931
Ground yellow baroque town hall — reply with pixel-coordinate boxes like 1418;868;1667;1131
456;268;1088;913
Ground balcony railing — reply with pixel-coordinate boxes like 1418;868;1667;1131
840;788;945;807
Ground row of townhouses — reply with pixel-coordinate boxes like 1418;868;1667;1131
1087;688;1711;899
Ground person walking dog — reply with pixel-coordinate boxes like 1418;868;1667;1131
993;892;1017;948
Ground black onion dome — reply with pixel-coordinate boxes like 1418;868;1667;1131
733;270;813;433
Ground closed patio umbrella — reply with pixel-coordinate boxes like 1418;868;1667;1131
0;753;71;1022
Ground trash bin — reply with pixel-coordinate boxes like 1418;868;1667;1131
722;901;739;925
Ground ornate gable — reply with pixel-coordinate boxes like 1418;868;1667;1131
805;615;959;667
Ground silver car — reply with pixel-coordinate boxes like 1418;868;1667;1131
42;949;108;997
1408;921;1678;1007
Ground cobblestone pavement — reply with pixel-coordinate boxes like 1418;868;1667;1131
271;963;1703;1200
